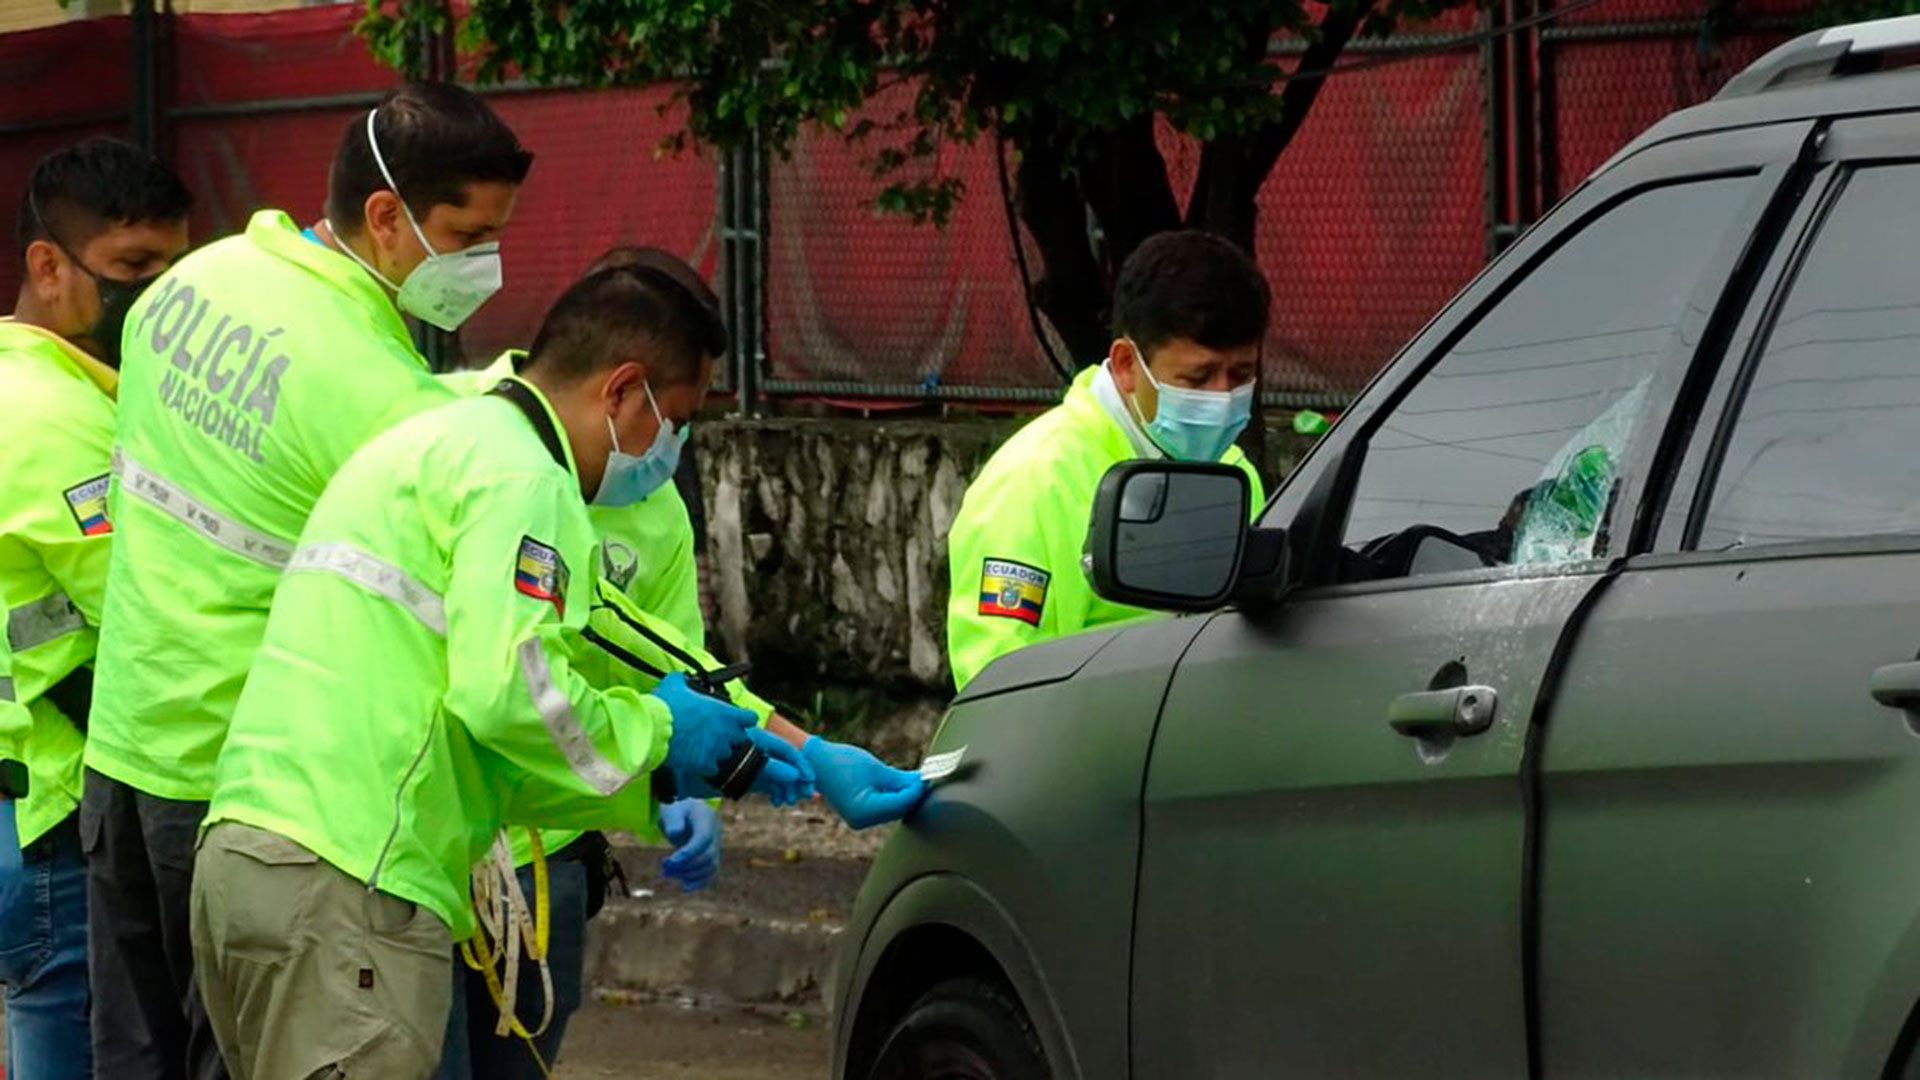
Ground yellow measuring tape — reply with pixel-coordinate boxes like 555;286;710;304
463;827;555;1078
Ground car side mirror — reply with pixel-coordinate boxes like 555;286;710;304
1088;461;1256;612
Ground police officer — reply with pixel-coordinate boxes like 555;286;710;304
84;83;529;1079
1;137;192;1080
946;231;1271;690
189;261;815;1080
436;249;926;1080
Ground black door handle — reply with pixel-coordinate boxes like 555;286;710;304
1871;662;1920;710
1389;685;1499;738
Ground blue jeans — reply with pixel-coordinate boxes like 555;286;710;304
0;801;93;1080
434;855;589;1080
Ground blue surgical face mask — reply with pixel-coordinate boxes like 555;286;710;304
593;382;684;507
1131;339;1256;462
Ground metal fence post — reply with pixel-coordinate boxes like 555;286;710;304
720;135;766;416
1482;3;1506;262
1537;0;1563;208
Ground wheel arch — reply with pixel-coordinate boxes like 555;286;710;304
835;873;1082;1080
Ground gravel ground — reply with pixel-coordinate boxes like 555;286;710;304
555;999;830;1080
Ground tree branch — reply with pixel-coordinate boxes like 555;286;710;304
1014;116;1114;365
1246;3;1367;191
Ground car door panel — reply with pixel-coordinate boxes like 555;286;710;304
1132;577;1591;1077
1541;552;1920;1077
1539;122;1920;1078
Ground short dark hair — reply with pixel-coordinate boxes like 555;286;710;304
584;246;727;359
325;81;533;232
16;136;193;254
525;257;727;388
1112;231;1272;356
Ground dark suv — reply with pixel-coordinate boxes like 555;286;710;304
833;16;1920;1079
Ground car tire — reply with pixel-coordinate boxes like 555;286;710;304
866;976;1050;1080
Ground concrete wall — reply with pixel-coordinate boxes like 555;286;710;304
694;417;1016;697
692;415;1314;699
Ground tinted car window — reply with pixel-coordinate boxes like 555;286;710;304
1339;176;1755;582
1697;165;1920;551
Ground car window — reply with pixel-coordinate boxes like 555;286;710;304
1695;164;1920;552
1336;175;1756;583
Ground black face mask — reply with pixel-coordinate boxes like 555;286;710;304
68;255;159;369
89;272;158;368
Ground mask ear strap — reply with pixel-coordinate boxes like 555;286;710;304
1126;338;1164;392
1115;341;1157;430
642;380;668;429
364;108;437;255
26;188;97;281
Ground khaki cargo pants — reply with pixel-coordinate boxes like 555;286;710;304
190;822;453;1079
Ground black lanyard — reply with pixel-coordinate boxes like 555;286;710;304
488;378;569;470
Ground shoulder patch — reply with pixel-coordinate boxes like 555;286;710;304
978;558;1049;627
515;535;570;616
63;474;112;537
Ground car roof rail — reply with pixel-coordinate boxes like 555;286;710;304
1717;14;1920;99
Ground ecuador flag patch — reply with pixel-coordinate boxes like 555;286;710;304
978;558;1049;627
514;535;569;616
63;475;112;537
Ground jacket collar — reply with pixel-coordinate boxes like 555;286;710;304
0;318;120;399
244;210;421;370
1062;363;1153;462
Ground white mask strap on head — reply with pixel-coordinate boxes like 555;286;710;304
364;108;438;256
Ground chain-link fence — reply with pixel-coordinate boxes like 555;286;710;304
1;0;1808;406
711;0;1802;407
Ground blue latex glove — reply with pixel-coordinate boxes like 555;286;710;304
653;672;757;785
658;799;721;892
676;728;816;806
802;738;929;830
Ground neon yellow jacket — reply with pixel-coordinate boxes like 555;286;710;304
946;366;1264;691
440;353;720;865
0;320;118;845
88;210;453;801
205;378;732;937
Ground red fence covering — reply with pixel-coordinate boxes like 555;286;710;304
1;1;1807;399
